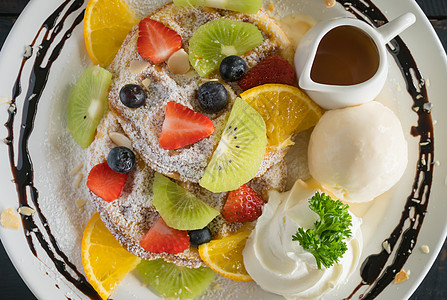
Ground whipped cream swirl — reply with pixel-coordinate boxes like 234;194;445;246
243;180;362;299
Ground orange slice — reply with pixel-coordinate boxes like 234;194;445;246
81;213;141;299
240;84;323;151
198;230;252;281
84;0;140;67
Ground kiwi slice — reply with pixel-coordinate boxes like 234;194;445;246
152;173;220;230
200;97;266;193
137;259;216;299
189;19;263;77
67;65;112;148
173;0;262;14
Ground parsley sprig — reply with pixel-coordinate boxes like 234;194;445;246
292;192;352;269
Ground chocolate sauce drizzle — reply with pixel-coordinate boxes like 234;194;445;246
4;0;100;298
2;0;435;299
335;1;435;299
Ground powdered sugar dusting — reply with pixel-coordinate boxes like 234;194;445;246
38;0;312;297
41;113;97;271
107;4;294;183
86;112;292;268
86;112;212;267
127;0;170;19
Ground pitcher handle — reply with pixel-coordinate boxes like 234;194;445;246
377;12;416;44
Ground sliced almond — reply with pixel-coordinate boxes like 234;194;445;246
74;173;83;189
129;60;150;74
23;45;33;58
167;49;190;75
69;163;83;176
76;199;87;212
141;78;152;89
18;206;35;216
394;269;409;284
1;208;20;229
109;132;132;149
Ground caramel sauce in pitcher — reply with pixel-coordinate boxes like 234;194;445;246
310;25;379;85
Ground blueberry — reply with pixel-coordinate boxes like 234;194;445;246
219;55;247;82
197;81;228;113
119;84;146;108
189;227;212;247
107;146;136;174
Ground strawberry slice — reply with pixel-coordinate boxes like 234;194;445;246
159;101;215;150
140;217;190;254
87;162;128;202
137;18;182;64
238;56;296;91
221;184;265;223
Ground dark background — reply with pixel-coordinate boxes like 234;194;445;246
0;0;446;299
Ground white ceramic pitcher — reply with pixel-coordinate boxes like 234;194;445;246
295;13;416;110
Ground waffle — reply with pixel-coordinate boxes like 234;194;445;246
86;111;286;267
107;3;294;183
86;3;293;267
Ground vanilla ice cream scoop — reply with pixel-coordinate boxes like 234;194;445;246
308;101;408;203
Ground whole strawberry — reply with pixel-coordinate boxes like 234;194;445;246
238;56;296;91
221;184;265;223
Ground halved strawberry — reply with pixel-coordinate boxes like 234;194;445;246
221;184;265;223
140;217;190;254
86;162;128;202
238;56;296;91
159;101;215;150
137;18;182;64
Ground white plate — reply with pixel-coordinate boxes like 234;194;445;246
0;0;446;299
